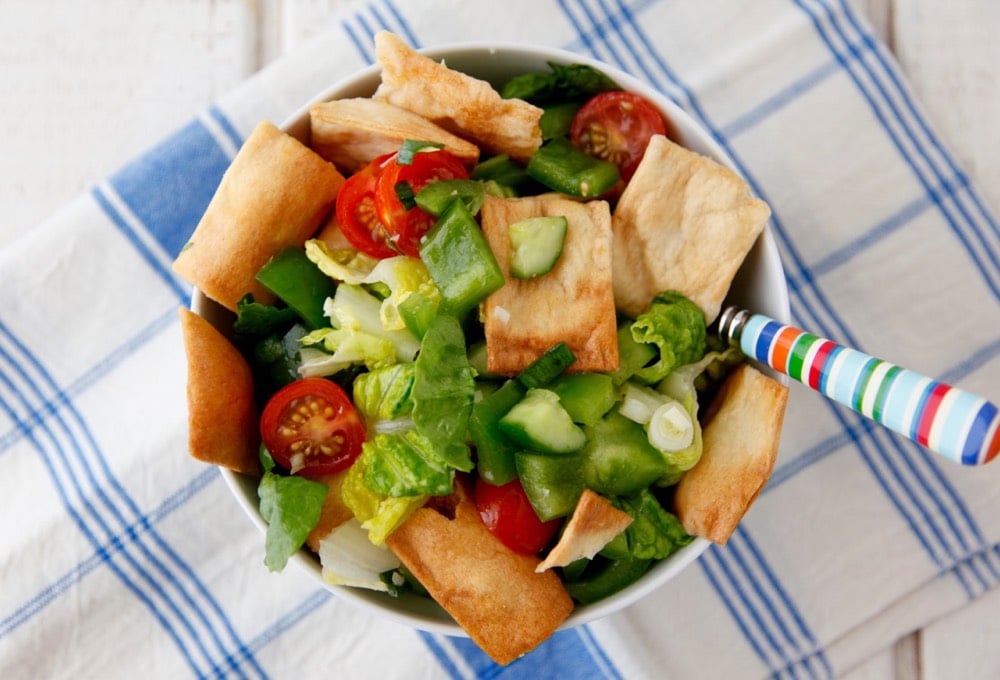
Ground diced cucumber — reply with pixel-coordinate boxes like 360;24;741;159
468;380;526;485
549;373;618;426
509;216;567;279
515;450;584;520
581;411;666;496
498;388;587;454
516;341;576;388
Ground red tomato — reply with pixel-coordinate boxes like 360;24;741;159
475;477;562;555
260;378;366;478
570;91;670;182
374;149;469;257
335;153;398;259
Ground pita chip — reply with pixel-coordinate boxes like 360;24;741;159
612;135;771;323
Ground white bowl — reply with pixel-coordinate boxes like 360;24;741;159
198;41;791;637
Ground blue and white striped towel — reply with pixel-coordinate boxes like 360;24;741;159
2;1;999;678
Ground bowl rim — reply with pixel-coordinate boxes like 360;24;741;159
202;39;791;637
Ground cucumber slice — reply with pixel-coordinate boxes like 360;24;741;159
498;388;586;454
508;216;567;279
516;341;576;388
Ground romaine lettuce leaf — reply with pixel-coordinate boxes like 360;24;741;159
324;283;421;362
340;448;427;545
317;518;401;591
630;291;706;384
361;431;455;497
304;238;378;284
364;256;442;331
298;327;396;377
352;362;416;425
257;447;329;572
305;239;441;332
411;313;475;472
609;489;693;560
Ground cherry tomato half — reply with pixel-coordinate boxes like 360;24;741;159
335;153;398;259
260;378;366;478
570;91;669;182
374;149;469;257
475;477;562;555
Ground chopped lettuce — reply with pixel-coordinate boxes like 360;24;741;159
317;518;401;591
233;294;299;338
411;313;475;472
341;448;427;545
305;239;441;332
361;430;456;497
352;362;416;426
630;291;706;384
364;256;442;331
323;283;421;362
257;447;329;572
605;489;693;561
304;238;378;284
298;327;396;377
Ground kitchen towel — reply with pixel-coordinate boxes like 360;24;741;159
2;0;999;678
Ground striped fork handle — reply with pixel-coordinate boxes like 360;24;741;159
717;307;1000;466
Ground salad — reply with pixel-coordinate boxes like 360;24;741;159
174;31;785;666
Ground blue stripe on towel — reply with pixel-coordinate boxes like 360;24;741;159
794;0;1000;594
797;0;999;298
560;1;830;672
610;0;996;601
0;466;218;639
0;351;209;676
106;118;232;261
440;626;622;679
343;0;421;64
0;321;265;678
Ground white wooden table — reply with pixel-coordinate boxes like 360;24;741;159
2;1;997;677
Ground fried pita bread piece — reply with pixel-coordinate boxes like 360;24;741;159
172;120;344;311
178;308;259;475
305;471;353;552
674;364;788;544
537;489;633;572
372;30;543;163
612;135;771;323
386;481;573;665
481;194;618;375
309;98;480;174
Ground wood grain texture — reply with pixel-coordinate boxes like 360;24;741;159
0;0;256;246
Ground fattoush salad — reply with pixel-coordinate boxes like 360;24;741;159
173;31;789;665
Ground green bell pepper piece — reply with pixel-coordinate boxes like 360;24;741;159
255;246;338;330
469;380;526;485
526;138;620;198
419;199;505;317
564;557;653;604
